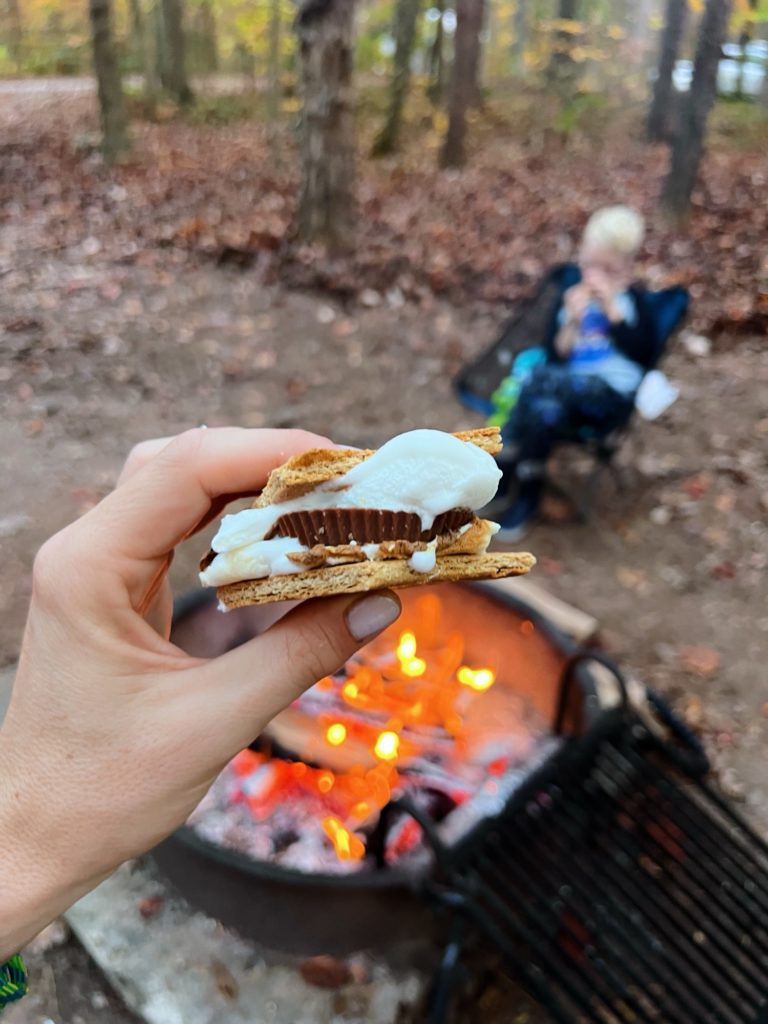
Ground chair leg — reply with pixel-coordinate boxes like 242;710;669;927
427;915;468;1024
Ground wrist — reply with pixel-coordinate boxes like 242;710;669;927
0;733;104;960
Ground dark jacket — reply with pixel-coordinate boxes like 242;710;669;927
542;266;659;372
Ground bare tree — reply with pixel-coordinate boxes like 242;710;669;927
89;0;129;161
127;0;159;109
439;0;483;168
547;0;580;89
372;0;422;155
661;0;731;221
647;0;687;142
466;0;486;106
295;0;356;248
427;0;446;105
160;0;193;105
267;0;282;126
511;0;528;73
198;0;219;71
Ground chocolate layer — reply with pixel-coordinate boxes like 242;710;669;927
267;507;473;547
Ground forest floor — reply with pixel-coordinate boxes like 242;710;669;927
1;81;767;1023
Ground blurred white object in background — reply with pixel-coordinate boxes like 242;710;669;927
669;46;766;99
635;371;680;421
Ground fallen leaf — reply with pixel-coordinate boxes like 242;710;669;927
211;959;239;1000
615;566;650;594
678;644;721;677
137;895;164;920
681;475;709;500
710;561;736;580
300;955;352;990
713;493;735;514
23;418;44;436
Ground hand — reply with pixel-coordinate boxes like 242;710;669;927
0;428;401;958
582;269;622;317
563;283;591;322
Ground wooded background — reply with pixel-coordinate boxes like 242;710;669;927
3;0;767;228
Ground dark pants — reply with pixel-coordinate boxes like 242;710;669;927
501;365;633;466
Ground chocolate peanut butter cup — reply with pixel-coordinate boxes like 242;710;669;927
267;507;473;547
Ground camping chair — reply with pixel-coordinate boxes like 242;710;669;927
453;264;690;520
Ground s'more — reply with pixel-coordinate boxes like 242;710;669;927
200;427;535;607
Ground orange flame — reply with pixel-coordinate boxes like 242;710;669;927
326;722;347;746
397;631;427;677
317;771;335;794
323;817;365;861
457;665;496;692
374;730;400;761
235;597;502;862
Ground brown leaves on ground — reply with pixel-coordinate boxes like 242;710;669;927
677;644;721;678
1;89;766;334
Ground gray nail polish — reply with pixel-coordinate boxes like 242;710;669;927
345;594;401;641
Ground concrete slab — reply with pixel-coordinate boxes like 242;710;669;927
66;861;425;1024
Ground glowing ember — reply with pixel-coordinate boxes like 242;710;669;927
342;682;359;701
397;632;417;659
323;817;365;861
317;771;335;793
396;630;427;677
326;723;347;746
374;730;400;761
457;665;496;692
190;591;548;871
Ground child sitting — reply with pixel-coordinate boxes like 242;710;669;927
494;205;657;541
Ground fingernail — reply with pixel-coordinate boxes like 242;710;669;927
345;593;401;641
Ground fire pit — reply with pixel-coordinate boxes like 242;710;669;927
154;581;597;956
153;582;768;1022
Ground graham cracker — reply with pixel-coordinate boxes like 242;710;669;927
255;427;502;507
217;551;536;608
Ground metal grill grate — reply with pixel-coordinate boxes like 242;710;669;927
422;704;768;1024
380;653;768;1024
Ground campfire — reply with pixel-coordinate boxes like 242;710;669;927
186;585;562;874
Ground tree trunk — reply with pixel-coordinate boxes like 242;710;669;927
427;0;445;105
295;0;356;249
647;0;687;142
199;0;218;71
511;0;528;73
372;0;422;155
660;0;732;221
4;0;23;71
160;0;193;105
127;0;159;107
267;0;281;124
89;0;129;162
466;0;485;107
547;0;580;88
439;0;483;168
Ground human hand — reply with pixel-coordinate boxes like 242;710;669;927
0;428;401;958
563;283;591;322
582;268;622;314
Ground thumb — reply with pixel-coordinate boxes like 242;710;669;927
193;590;402;739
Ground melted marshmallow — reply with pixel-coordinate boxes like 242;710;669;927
202;430;501;587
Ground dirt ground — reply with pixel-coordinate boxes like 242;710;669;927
1;85;767;1023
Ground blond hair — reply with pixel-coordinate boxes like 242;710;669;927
582;206;645;256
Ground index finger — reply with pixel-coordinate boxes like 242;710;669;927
84;427;332;564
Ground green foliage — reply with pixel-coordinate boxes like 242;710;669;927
553;89;609;138
181;91;260;123
710;98;768;150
